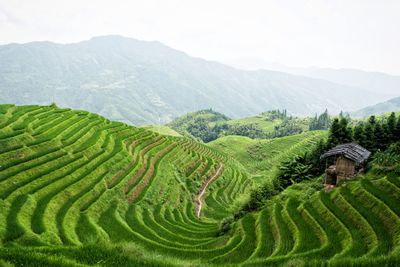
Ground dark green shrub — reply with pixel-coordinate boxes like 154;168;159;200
372;141;400;173
218;216;234;236
277;155;313;188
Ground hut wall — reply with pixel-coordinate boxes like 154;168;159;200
325;165;337;185
335;156;356;180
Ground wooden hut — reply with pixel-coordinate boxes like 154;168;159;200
320;143;371;185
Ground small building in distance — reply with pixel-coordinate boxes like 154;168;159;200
321;143;371;186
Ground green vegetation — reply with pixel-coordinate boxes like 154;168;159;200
372;142;400;174
1;104;400;266
167;109;230;142
332;112;400;153
209;131;327;180
227;110;288;132
351;96;400;118
309;109;331;131
141;125;182;137
235;112;400;217
277;112;400;192
169;109;320;143
0;36;383;125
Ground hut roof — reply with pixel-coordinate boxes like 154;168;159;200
320;143;371;164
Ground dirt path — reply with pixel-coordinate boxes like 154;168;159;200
195;164;224;218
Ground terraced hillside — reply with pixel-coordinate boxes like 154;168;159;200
209;132;327;184
0;105;400;266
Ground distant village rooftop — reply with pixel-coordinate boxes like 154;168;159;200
321;143;371;164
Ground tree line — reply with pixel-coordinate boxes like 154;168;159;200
331;112;400;153
309;109;331;131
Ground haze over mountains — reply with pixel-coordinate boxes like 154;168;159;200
253;64;400;98
351;96;400;118
0;35;397;125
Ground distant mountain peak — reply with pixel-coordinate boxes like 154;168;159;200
351;96;400;118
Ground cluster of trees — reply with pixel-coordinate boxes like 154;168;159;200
261;109;288;120
185;118;227;142
330;112;400;152
185;120;267;142
221;117;307;140
223;123;265;139
170;109;317;143
170;109;298;142
268;117;305;138
309;109;331;130
168;109;230;142
236;179;280;217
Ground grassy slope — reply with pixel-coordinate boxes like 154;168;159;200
1;105;399;266
208;131;327;183
142;125;182;137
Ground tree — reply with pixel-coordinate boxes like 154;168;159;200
387;112;397;140
363;123;375;151
271;118;304;138
368;115;377;125
309;114;318;131
395;115;400;141
305;139;328;175
327;118;341;147
373;122;386;151
225;123;265;139
320;109;331;129
363;116;376;151
277;155;313;188
309;109;331;131
382;122;391;149
339;117;352;143
353;123;366;147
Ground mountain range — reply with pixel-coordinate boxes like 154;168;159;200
0;35;396;125
351;96;400;117
242;62;400;98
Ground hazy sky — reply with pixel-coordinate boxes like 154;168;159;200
0;0;399;74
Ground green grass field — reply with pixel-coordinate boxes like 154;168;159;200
141;125;182;137
0;104;399;266
208;131;327;183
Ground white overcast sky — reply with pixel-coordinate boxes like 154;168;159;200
0;0;399;74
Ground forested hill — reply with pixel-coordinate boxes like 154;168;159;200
0;35;384;125
351;96;400;118
167;109;330;142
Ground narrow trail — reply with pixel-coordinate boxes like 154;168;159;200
195;164;224;218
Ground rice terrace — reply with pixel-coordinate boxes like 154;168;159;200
1;104;400;266
1;1;400;266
